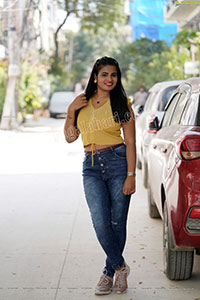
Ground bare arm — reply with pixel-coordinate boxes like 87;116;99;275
121;103;136;195
64;93;88;143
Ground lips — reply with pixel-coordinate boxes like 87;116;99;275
105;83;113;87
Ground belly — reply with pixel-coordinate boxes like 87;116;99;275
84;144;117;151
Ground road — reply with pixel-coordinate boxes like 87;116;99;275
0;116;200;300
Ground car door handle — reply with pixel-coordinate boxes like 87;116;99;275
162;148;167;153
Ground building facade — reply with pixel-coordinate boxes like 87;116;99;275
129;0;177;44
164;0;200;31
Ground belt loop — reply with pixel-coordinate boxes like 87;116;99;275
110;145;114;152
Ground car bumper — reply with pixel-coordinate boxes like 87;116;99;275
169;166;200;249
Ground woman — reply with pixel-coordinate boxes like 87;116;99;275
64;57;136;295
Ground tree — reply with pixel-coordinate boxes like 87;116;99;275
172;30;200;50
54;0;126;59
64;26;131;85
165;46;191;80
112;38;169;94
64;31;95;84
0;0;40;130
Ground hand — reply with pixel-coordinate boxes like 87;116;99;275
123;176;136;195
69;93;88;111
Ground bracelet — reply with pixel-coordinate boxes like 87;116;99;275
127;172;136;177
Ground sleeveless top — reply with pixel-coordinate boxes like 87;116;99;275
77;97;131;166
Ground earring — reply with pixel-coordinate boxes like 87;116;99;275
94;79;97;83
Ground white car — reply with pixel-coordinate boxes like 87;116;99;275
49;91;75;118
136;80;184;188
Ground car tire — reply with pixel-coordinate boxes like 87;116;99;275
50;112;57;118
163;201;194;280
137;159;142;169
147;184;160;218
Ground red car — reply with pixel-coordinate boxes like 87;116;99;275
147;77;200;280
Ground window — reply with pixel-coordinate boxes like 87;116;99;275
158;86;178;111
180;94;200;126
144;92;156;111
169;84;191;126
161;93;181;128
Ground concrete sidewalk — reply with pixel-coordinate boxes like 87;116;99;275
1;170;200;300
1;121;200;300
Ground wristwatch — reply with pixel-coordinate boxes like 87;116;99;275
127;172;136;177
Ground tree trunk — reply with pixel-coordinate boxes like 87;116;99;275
0;76;18;130
54;32;59;59
0;0;20;130
54;11;70;59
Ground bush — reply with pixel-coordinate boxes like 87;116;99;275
48;56;74;95
18;61;49;117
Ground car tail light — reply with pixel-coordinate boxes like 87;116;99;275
189;208;200;219
180;136;200;160
186;207;200;234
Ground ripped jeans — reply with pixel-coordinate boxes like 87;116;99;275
82;143;131;278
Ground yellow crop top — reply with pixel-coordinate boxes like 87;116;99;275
77;97;132;166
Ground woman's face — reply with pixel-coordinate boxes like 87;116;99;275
95;65;118;93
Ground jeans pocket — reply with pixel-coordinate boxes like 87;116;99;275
113;146;126;159
83;154;90;163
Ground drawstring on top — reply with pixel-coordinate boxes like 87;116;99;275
85;143;125;167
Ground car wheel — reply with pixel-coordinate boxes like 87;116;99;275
50;112;57;118
147;184;160;218
163;201;194;280
136;159;142;169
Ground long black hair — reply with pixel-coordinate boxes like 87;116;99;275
74;56;130;129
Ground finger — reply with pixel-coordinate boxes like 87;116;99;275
81;99;87;104
81;102;88;107
123;189;130;195
80;93;86;97
80;94;87;100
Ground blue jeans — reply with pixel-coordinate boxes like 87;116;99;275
82;143;131;278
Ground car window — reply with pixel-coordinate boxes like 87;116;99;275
161;93;181;128
144;92;156;111
143;92;150;110
180;94;200;126
158;86;177;111
169;88;191;126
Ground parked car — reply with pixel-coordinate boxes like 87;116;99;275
48;91;75;118
147;77;200;280
136;80;184;189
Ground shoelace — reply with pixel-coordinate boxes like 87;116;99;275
98;275;111;286
115;268;127;288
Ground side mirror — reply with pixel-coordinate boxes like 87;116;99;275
148;116;159;133
138;105;144;114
